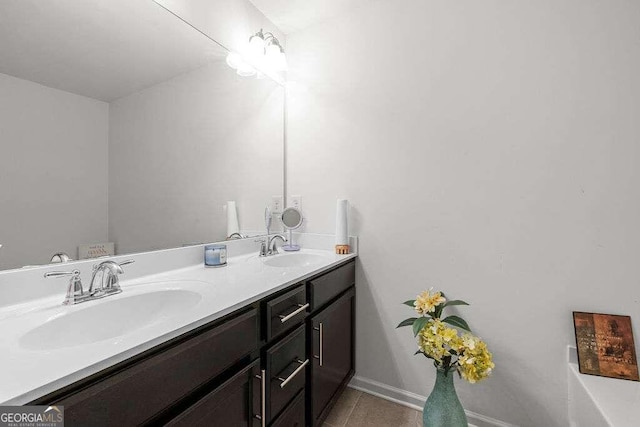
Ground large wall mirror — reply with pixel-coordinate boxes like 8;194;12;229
0;0;284;271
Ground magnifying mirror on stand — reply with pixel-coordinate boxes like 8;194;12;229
281;207;303;251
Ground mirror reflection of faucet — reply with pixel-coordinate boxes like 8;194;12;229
226;232;246;240
50;252;72;263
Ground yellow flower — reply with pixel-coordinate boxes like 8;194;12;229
414;288;446;316
457;333;494;384
417;319;460;363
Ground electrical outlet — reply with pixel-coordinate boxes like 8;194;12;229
272;196;283;213
290;195;302;210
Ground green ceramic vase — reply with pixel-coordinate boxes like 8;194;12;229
423;369;468;427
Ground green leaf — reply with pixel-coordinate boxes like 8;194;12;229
443;300;469;308
397;318;417;328
434;305;444;319
412;317;431;336
442;315;471;332
403;300;416;307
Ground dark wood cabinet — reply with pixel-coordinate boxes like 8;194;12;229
54;308;259;426
271;390;305;427
308;261;355;310
266;325;307;423
166;359;261;427
309;288;355;426
265;284;307;341
32;259;356;427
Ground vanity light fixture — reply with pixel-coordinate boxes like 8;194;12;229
226;29;287;78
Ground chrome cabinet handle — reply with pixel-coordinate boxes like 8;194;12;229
313;323;324;367
254;369;266;427
279;303;309;323
277;359;309;388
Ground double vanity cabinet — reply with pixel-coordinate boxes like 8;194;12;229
30;259;356;427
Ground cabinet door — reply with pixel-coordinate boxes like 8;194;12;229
56;308;259;426
310;288;355;426
166;360;262;427
271;390;305;427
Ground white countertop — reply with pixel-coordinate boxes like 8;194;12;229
568;361;640;426
0;246;356;405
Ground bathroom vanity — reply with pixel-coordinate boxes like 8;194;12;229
0;1;354;425
2;241;356;427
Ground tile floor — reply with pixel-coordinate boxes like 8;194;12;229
323;388;422;427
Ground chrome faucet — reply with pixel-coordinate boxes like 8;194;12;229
255;234;287;257
89;260;134;296
227;232;245;240
44;259;134;305
50;252;72;263
268;234;287;254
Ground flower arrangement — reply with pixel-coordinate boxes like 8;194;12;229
398;289;494;383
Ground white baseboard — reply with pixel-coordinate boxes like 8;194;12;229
348;375;517;427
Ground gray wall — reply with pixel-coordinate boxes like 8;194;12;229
108;60;283;254
286;0;640;425
0;73;108;269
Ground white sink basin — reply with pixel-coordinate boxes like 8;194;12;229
263;252;330;268
19;289;202;350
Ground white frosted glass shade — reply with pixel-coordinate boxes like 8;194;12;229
226;52;242;69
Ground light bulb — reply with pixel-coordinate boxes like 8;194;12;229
265;44;282;70
275;51;288;72
226;52;242;69
248;34;265;58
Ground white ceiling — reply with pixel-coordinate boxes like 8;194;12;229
248;0;375;35
0;0;226;102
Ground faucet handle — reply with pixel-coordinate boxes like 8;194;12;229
255;239;268;257
45;269;84;305
44;269;80;279
118;259;135;267
92;259;134;272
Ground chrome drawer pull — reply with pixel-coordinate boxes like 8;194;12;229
277;359;309;388
254;370;266;427
313;323;324;366
278;303;309;323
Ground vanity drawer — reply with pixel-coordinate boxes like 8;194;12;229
166;359;261;427
266;325;307;423
265;284;308;340
57;308;259;426
271;390;305;427
309;261;355;310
